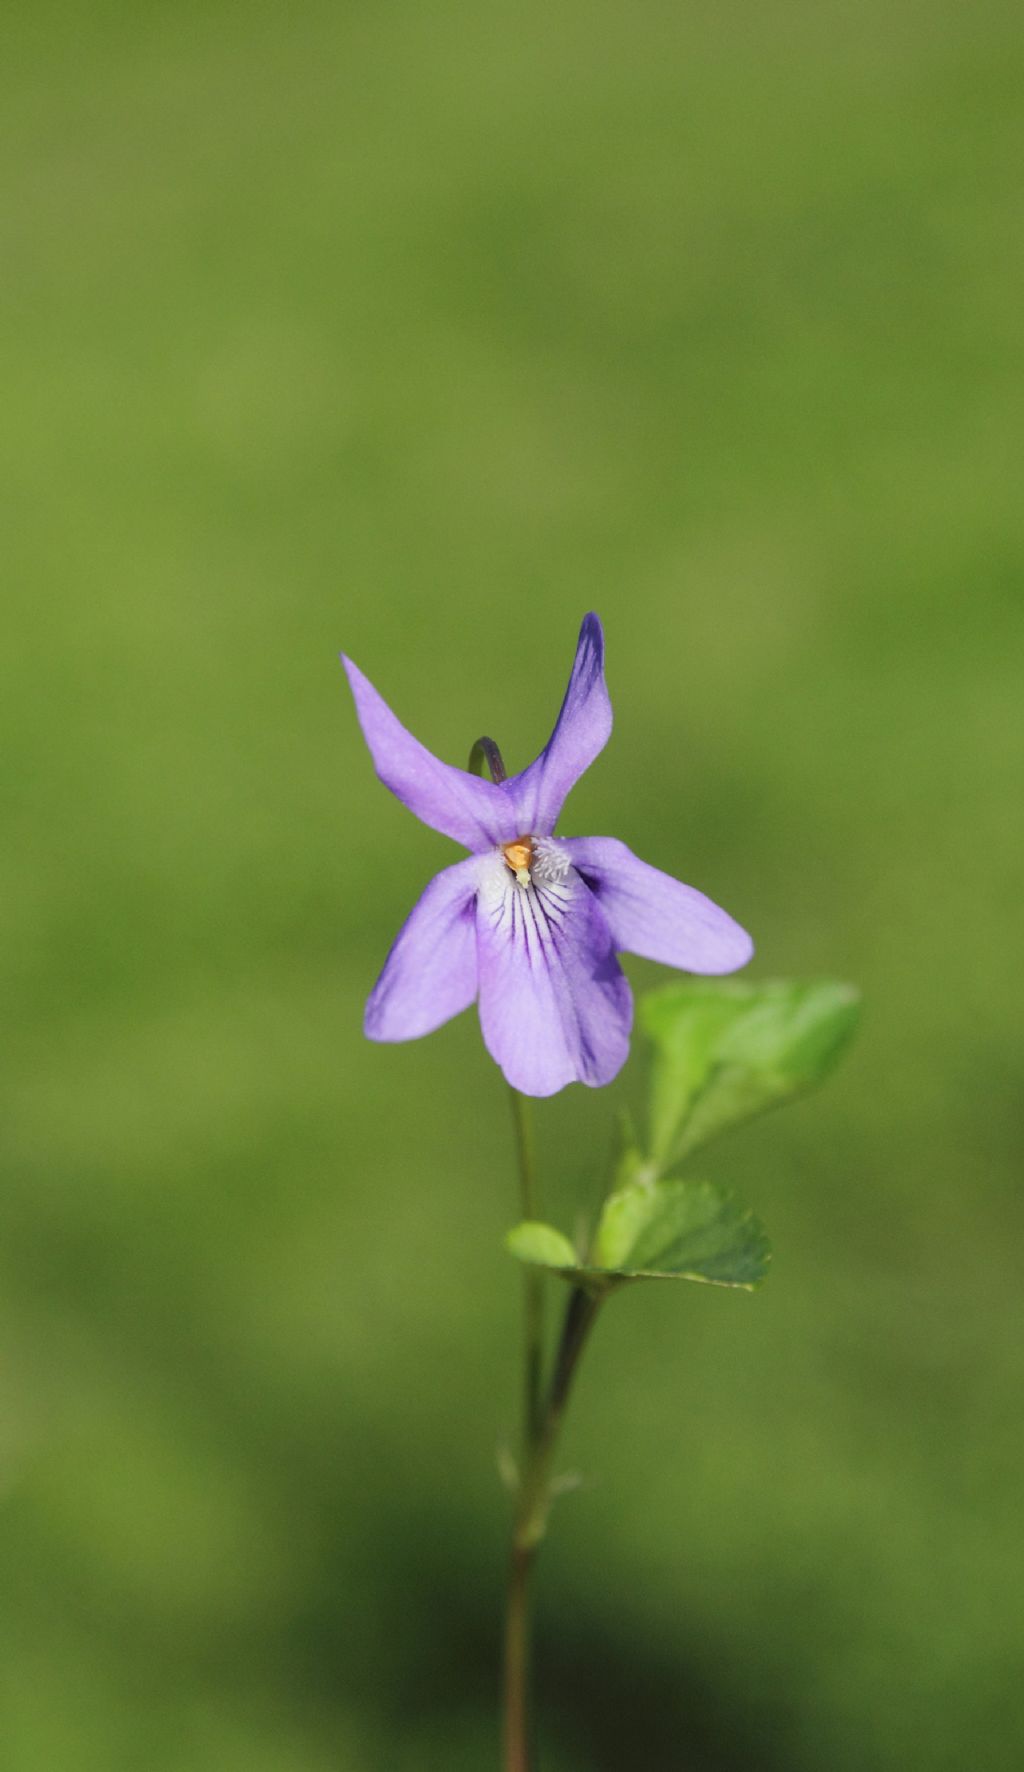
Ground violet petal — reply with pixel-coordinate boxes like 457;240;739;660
507;614;612;836
563;837;753;974
343;655;517;850
475;856;632;1096
365;856;482;1040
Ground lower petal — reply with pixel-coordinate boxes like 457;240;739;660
366;856;482;1041
475;858;632;1097
562;837;753;974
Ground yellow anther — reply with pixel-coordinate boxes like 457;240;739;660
502;837;534;887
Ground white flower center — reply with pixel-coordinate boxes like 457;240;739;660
500;835;569;890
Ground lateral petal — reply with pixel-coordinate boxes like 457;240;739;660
563;837;754;974
475;856;632;1096
507;614;612;836
343;655;517;851
366;856;483;1041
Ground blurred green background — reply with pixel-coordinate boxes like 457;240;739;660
3;1;1022;1766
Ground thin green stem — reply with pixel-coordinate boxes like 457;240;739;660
509;1087;545;1443
501;1093;546;1770
502;1278;605;1771
513;1286;603;1552
502;1541;534;1772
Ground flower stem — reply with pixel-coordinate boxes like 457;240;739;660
502;1256;604;1768
503;1084;544;1772
509;1088;545;1443
502;1540;534;1772
513;1285;603;1553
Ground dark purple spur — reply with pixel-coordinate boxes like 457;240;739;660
342;615;752;1097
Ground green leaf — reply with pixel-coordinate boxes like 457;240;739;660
505;1221;579;1273
505;1181;770;1292
592;1179;770;1287
641;977;861;1168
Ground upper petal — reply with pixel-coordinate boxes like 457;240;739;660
475;854;632;1096
563;837;754;974
506;614;612;836
343;655;517;850
366;856;483;1041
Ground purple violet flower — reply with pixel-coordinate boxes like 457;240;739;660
342;614;753;1098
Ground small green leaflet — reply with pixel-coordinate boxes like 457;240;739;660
506;1179;770;1294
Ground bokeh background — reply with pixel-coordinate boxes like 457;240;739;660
3;2;1022;1767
